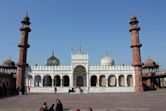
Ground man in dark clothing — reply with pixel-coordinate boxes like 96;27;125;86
55;99;63;111
54;87;57;93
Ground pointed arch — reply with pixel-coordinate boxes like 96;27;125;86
73;65;86;87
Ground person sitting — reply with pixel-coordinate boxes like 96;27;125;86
68;87;75;93
48;104;54;111
39;102;48;111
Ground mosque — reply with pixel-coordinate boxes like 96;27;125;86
26;49;135;93
1;14;166;94
24;15;142;93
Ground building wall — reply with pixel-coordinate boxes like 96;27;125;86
25;65;135;93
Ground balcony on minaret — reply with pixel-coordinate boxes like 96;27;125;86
129;15;140;32
20;13;31;32
18;43;30;48
130;43;142;48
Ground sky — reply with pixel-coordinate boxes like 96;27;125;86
0;1;165;69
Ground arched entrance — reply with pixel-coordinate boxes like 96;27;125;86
43;75;52;86
73;65;87;87
108;75;116;87
127;75;133;86
99;75;106;87
91;75;97;86
34;75;41;87
63;75;70;86
119;75;125;86
54;75;61;86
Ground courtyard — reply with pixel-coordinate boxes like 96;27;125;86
0;91;165;111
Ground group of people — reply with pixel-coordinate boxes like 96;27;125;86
39;99;63;111
68;87;83;94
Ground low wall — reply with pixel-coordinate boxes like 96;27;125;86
29;86;135;93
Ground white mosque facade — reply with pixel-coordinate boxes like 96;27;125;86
25;49;135;93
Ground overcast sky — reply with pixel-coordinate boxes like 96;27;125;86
0;1;165;69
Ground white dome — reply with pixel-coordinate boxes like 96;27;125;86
101;52;114;66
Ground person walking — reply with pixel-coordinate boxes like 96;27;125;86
55;99;63;111
54;87;57;93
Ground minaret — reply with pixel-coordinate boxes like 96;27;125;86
16;13;31;94
129;15;143;92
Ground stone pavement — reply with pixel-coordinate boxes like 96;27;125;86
0;91;166;111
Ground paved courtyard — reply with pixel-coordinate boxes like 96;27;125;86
0;91;166;111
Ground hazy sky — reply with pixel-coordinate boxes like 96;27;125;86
0;1;165;69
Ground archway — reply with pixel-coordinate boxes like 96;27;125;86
43;75;52;86
108;75;116;87
54;75;61;86
28;75;33;87
127;75;133;86
63;75;70;86
73;65;86;87
119;75;125;86
99;75;106;87
34;75;41;87
91;75;97;86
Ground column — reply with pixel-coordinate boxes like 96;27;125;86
52;76;54;87
60;75;63;87
32;75;34;87
41;76;43;87
116;75;119;87
86;72;89;87
125;75;127;87
106;74;108;87
98;75;100;87
70;70;73;87
97;75;100;87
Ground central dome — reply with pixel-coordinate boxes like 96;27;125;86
46;51;60;66
101;51;114;66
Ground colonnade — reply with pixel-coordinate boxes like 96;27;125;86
27;74;134;87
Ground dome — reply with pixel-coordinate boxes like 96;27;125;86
3;59;15;67
46;51;60;66
143;58;159;68
101;52;114;66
